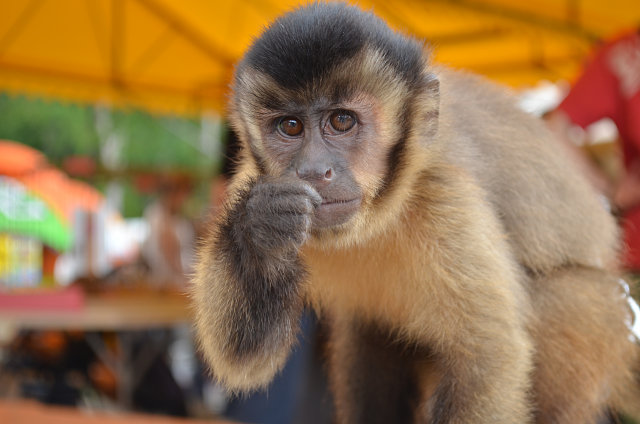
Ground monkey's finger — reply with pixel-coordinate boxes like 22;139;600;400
275;179;322;209
252;179;308;198
251;213;311;249
302;184;322;209
249;193;316;216
274;191;320;214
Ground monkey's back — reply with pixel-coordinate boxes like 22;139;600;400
434;67;619;273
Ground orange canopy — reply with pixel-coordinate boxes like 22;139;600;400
1;0;639;116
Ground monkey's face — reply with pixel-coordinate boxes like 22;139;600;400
228;3;438;243
267;94;393;230
244;84;393;232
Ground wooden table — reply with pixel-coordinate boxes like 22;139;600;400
0;290;192;332
0;290;195;409
0;399;235;424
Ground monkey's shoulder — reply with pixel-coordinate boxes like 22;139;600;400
429;67;618;272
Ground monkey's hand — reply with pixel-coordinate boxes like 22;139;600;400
192;177;321;392
240;176;322;257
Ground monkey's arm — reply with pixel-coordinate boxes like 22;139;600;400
421;172;534;424
192;177;321;391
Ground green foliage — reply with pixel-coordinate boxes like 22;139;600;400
122;179;153;218
0;93;216;174
0;93;219;217
0;94;100;163
111;108;209;171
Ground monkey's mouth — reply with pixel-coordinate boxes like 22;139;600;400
321;198;359;206
314;198;361;228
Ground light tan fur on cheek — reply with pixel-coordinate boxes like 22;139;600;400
343;95;389;200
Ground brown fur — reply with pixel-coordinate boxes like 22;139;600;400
191;4;639;423
526;267;636;422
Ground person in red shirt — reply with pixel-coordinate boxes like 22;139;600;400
547;29;640;270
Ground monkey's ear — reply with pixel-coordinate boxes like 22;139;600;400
417;73;440;139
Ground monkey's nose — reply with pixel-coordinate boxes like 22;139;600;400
296;166;334;184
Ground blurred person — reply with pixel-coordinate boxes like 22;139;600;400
128;176;196;416
547;28;640;270
142;176;195;288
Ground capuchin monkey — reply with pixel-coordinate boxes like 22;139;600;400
192;3;639;423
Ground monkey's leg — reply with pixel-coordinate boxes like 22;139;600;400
327;316;426;424
425;317;533;424
528;267;638;424
328;309;532;424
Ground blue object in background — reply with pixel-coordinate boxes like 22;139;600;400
223;309;332;424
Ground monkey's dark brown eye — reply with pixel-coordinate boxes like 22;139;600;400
329;110;356;132
278;117;303;137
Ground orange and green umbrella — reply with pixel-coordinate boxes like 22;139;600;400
0;176;72;251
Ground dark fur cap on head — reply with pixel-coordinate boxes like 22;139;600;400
236;2;426;94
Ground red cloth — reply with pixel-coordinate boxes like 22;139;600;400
558;30;640;269
0;284;84;310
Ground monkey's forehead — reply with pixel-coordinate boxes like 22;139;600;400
233;51;419;118
236;2;425;95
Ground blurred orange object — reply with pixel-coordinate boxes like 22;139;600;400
29;331;67;360
0;140;47;176
66;178;103;213
0;399;234;424
89;361;117;398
